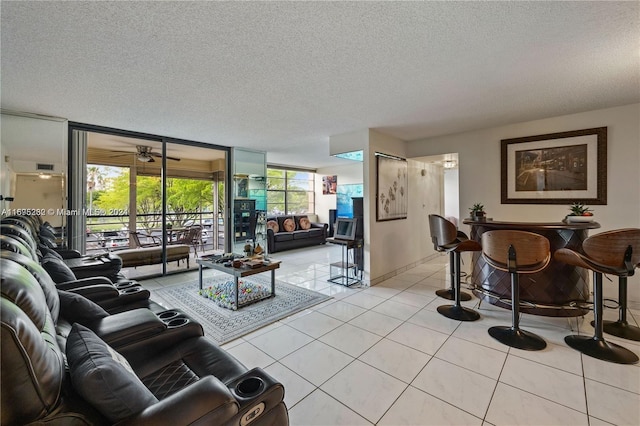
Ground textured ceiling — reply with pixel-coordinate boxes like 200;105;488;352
1;1;638;168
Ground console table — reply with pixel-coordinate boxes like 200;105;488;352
463;219;600;317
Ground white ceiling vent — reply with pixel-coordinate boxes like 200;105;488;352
36;163;55;171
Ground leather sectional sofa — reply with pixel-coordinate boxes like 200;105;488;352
266;215;328;253
1;215;289;425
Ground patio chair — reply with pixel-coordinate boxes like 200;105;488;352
129;231;162;248
169;226;202;256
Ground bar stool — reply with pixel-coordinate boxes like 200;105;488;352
598;276;640;341
428;215;473;302
482;230;549;350
428;214;481;321
555;229;639;364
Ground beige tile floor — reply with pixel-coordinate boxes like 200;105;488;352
141;245;640;426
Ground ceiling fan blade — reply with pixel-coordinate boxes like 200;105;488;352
149;152;181;161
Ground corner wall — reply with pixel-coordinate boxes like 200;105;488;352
367;130;441;284
407;103;640;303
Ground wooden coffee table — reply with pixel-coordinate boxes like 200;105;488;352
196;257;281;308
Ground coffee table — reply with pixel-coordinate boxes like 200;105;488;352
196;258;281;308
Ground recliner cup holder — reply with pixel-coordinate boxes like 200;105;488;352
235;377;264;398
166;317;189;328
120;286;142;294
158;311;181;321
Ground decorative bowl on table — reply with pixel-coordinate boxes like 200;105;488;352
565;215;595;223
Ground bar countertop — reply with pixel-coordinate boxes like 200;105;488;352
462;218;600;231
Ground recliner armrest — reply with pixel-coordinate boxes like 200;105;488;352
53;248;82;259
58;284;119;302
91;309;167;349
58;276;114;288
116;376;239;426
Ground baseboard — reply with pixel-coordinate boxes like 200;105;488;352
368;253;440;287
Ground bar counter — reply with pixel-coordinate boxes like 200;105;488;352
463;218;600;317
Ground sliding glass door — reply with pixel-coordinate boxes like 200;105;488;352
70;124;228;278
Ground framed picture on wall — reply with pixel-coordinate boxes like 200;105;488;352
322;175;337;194
501;127;607;205
376;153;408;221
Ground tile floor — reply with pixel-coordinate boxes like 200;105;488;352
140;245;640;426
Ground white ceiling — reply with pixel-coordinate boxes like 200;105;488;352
1;1;638;169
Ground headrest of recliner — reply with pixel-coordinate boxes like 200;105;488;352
0;258;55;331
1;223;38;252
1;252;60;323
0;234;36;260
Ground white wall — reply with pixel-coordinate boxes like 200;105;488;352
407;103;640;303
443;168;460;225
367;130;440;284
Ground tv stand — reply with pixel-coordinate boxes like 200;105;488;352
326;237;363;286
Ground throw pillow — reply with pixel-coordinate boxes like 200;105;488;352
58;290;109;326
266;220;279;234
66;324;158;423
298;216;311;230
282;217;296;232
41;254;77;283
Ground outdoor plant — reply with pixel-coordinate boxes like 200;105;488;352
568;202;593;216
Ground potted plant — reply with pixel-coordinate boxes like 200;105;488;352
469;203;486;220
565;202;594;222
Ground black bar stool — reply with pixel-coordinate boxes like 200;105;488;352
555;228;639;364
428;215;472;302
595;276;640;341
428;214;480;321
482;230;549;351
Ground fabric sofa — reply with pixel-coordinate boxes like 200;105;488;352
266;215;328;253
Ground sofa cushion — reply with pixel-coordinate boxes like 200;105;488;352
41;254;77;283
292;230;311;240
66;323;158;422
282;217;296;232
266;220;279;234
273;232;294;242
58;290;109;326
298;216;311;230
307;228;324;238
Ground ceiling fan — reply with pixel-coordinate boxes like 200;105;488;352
110;145;181;162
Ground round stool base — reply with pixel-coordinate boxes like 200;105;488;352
435;288;472;301
565;335;638;364
437;305;480;322
589;320;640;342
488;326;547;351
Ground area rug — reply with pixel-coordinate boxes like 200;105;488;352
153;275;331;345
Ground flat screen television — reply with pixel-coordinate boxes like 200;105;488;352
333;218;357;240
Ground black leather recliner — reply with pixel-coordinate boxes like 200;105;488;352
0;225;154;313
1;252;289;425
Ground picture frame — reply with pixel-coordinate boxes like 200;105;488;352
322;175;337;195
376;153;408;221
501;127;607;205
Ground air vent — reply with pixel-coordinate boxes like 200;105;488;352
36;163;54;171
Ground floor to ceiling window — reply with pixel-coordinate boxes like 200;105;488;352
266;167;315;215
70;124;228;278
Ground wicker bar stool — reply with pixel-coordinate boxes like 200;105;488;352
555;228;640;364
428;214;481;321
482;230;550;350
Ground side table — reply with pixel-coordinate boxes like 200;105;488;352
326;237;363;286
